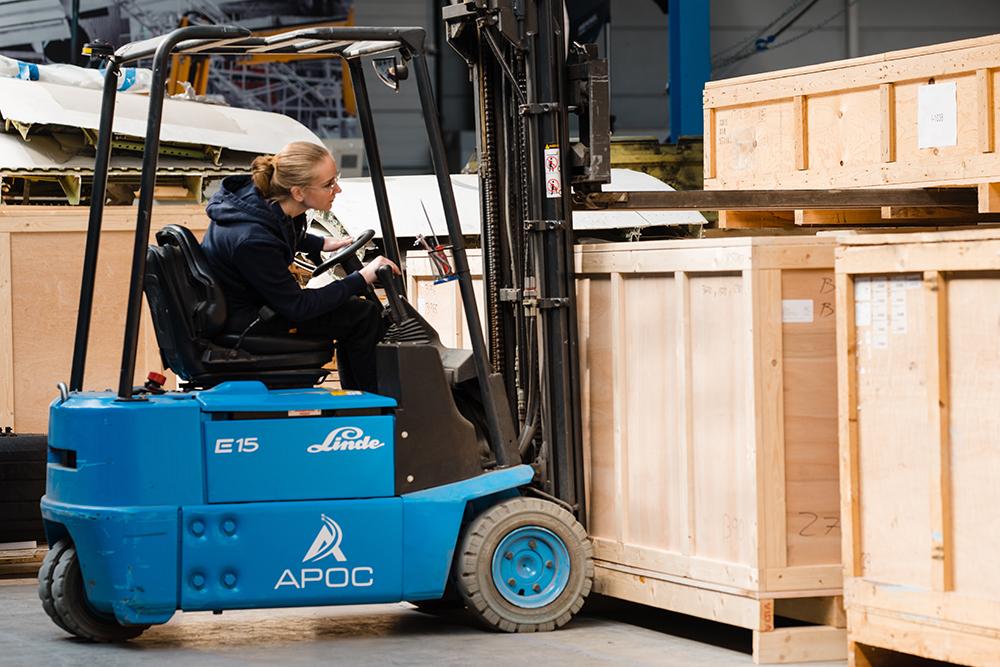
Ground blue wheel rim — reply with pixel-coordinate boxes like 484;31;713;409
491;526;571;609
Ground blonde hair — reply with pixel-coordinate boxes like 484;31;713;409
251;141;332;200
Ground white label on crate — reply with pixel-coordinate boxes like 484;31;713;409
855;301;872;327
854;277;872;302
918;82;958;149
782;299;814;323
544;146;562;198
890;277;909;334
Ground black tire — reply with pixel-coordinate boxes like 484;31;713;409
0;434;47;542
455;497;593;633
47;540;149;642
38;539;75;635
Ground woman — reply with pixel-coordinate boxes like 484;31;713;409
200;141;399;392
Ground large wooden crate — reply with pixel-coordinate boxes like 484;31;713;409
409;239;847;663
704;34;1000;204
836;228;1000;667
0;205;210;433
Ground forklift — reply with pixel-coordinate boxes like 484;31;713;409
39;0;610;641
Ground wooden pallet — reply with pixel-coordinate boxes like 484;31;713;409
0;544;46;576
594;561;847;664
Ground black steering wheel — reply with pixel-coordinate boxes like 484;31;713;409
312;229;376;277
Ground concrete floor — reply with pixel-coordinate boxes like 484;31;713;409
0;578;847;667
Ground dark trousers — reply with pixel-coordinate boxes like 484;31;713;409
297;296;386;392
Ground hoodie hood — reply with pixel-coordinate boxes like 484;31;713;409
206;175;290;231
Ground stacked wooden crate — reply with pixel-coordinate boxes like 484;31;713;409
0;205;210;433
408;241;846;663
703;34;1000;228
836;229;1000;667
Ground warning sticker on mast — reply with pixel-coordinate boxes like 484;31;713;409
544;145;561;198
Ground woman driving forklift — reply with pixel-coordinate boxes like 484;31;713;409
200;140;399;392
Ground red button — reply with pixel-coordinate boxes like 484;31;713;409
147;371;167;386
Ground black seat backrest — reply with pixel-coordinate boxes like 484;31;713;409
143;224;227;379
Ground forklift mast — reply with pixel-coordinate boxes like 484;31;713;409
443;0;611;525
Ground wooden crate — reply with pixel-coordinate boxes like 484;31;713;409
409;239;846;663
704;34;1000;214
836;228;1000;667
0;205;210;433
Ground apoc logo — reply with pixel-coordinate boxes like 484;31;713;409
274;515;375;590
306;426;385;453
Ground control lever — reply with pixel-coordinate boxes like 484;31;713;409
376;265;407;326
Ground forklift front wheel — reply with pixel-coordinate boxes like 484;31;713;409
39;539;149;642
456;497;593;632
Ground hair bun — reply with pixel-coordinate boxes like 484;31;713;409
251;154;276;197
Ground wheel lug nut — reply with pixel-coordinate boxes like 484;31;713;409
545;560;553;569
532;584;541;592
508;578;516;586
528;540;537;550
505;552;513;560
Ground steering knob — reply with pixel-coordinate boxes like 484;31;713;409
376;265;407;326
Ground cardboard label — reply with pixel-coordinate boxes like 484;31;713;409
918;82;958;149
782;299;814;323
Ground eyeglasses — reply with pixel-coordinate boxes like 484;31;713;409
306;174;340;192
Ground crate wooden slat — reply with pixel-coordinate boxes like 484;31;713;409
836;227;1000;667
704;33;1000;213
0;205;210;433
409;239;845;663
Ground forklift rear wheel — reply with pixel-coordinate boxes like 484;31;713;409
456;497;593;632
40;539;149;642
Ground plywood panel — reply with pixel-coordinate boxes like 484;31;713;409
620;274;685;553
854;274;932;588
946;275;1000;601
689;273;755;566
781;269;840;567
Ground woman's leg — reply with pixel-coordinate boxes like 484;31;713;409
298;296;385;392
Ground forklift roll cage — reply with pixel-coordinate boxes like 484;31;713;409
67;25;513;463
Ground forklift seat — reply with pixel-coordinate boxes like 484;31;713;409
143;224;333;389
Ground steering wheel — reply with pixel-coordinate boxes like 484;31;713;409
312;229;375;277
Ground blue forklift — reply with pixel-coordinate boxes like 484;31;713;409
40;0;609;642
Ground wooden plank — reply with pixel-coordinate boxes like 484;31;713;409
846;580;1000;630
776;595;846;628
753;626;847;664
979;181;1000;213
795;209;882;225
836;235;1000;273
675;272;695;557
979;68;995;154
880;83;896;163
878;205;979;220
574;188;980;211
763;565;843;592
610;272;628;544
836;272;862;579
751;270;786;572
703;35;1000;107
718;210;796;229
0;233;13;428
924;272;953;592
793;95;809;171
591;538;759;591
848;608;1000;666
593;563;772;631
704;107;717;179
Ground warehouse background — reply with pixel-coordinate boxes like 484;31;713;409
1;0;999;171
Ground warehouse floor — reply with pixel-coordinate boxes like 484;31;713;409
0;579;846;667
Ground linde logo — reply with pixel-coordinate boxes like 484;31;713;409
274;515;375;590
306;426;385;453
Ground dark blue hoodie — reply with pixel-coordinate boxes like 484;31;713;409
201;175;367;332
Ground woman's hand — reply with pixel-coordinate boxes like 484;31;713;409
360;256;401;284
322;235;354;252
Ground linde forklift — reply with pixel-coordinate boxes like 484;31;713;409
39;0;611;641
